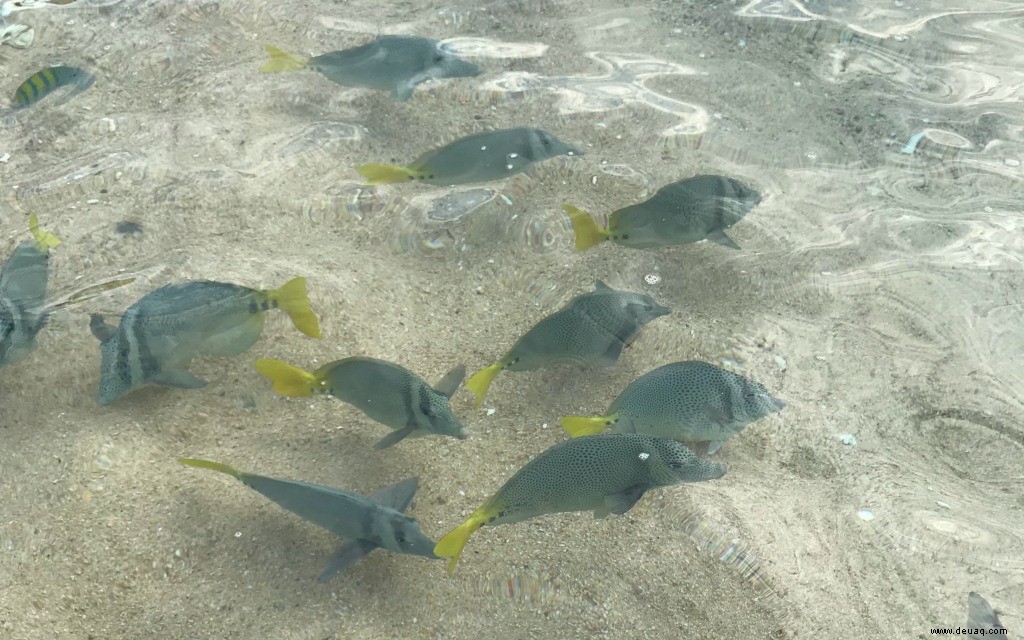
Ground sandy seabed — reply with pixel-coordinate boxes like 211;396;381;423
0;0;1021;638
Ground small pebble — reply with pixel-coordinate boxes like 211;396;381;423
857;508;875;521
774;355;787;371
486;407;496;416
0;153;10;163
935;501;951;510
837;433;857;447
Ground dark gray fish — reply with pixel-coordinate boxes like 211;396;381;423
466;280;670;406
564;175;762;251
357;127;583;186
261;36;481;101
256;356;468;449
179;459;438;581
434;433;727;572
562;361;786;454
0;214;60;367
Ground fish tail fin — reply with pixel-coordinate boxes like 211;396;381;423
178;457;242;479
561;415;611;437
29;213;61;252
356;164;418;185
260;45;310;73
465;363;501;409
562;204;607;252
255;358;319;397
267;277;322;338
434;514;486;574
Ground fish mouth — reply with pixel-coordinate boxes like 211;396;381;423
773;397;787;411
565;145;585;157
652;303;671;317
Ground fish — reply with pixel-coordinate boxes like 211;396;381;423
90;277;321;406
357;127;583;186
178;459;439;581
466;280;670;407
433;433;727;573
255;356;468;449
11;65;94;109
563;175;762;252
561;361;786;454
0;213;60;367
966;592;1005;639
260;36;481;102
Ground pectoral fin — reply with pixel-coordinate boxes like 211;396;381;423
603;484;648;516
89;314;116;342
706;229;740;249
317;539;379;583
373;425;417;450
600;339;626;367
433;364;466;399
702;403;734;427
706;439;728;455
151;368;207;389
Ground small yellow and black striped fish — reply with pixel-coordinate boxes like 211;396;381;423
12;65;94;109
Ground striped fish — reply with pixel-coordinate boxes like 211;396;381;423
0;213;60;368
12;65;94;109
89;278;321;406
178;460;439;581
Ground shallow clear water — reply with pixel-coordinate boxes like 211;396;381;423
0;0;1021;637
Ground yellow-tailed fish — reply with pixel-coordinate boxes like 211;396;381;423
90;277;320;406
562;361;786;454
357;127;583;186
12;65;94;109
466;280;669;407
563;175;762;252
434;433;727;573
261;35;481;102
179;459;438;581
256;356;468;449
0;213;60;367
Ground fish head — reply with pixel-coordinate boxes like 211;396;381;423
427;47;483;79
421;388;470;440
528;129;584;161
656;438;729;483
624;292;671;325
738;377;786;420
384;514;440;558
730;179;762;207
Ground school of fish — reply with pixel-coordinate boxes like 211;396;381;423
6;27;829;598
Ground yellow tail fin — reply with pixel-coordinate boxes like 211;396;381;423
561;415;611;437
268;277;321;338
29;212;60;252
434;515;486;574
178;457;242;479
356;163;417;185
255;358;319;396
465;363;501;409
562;204;608;252
260;45;310;73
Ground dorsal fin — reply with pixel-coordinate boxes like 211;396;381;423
370;477;419;513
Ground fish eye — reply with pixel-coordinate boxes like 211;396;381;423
434;54;445;63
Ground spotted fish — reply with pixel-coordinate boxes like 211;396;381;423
433;433;727;572
562;361;786;454
357;127;583;186
90;278;321;406
256;356;468;449
466;280;670;407
564;175;762;251
261;36;481;101
0;213;60;367
179;459;439;581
